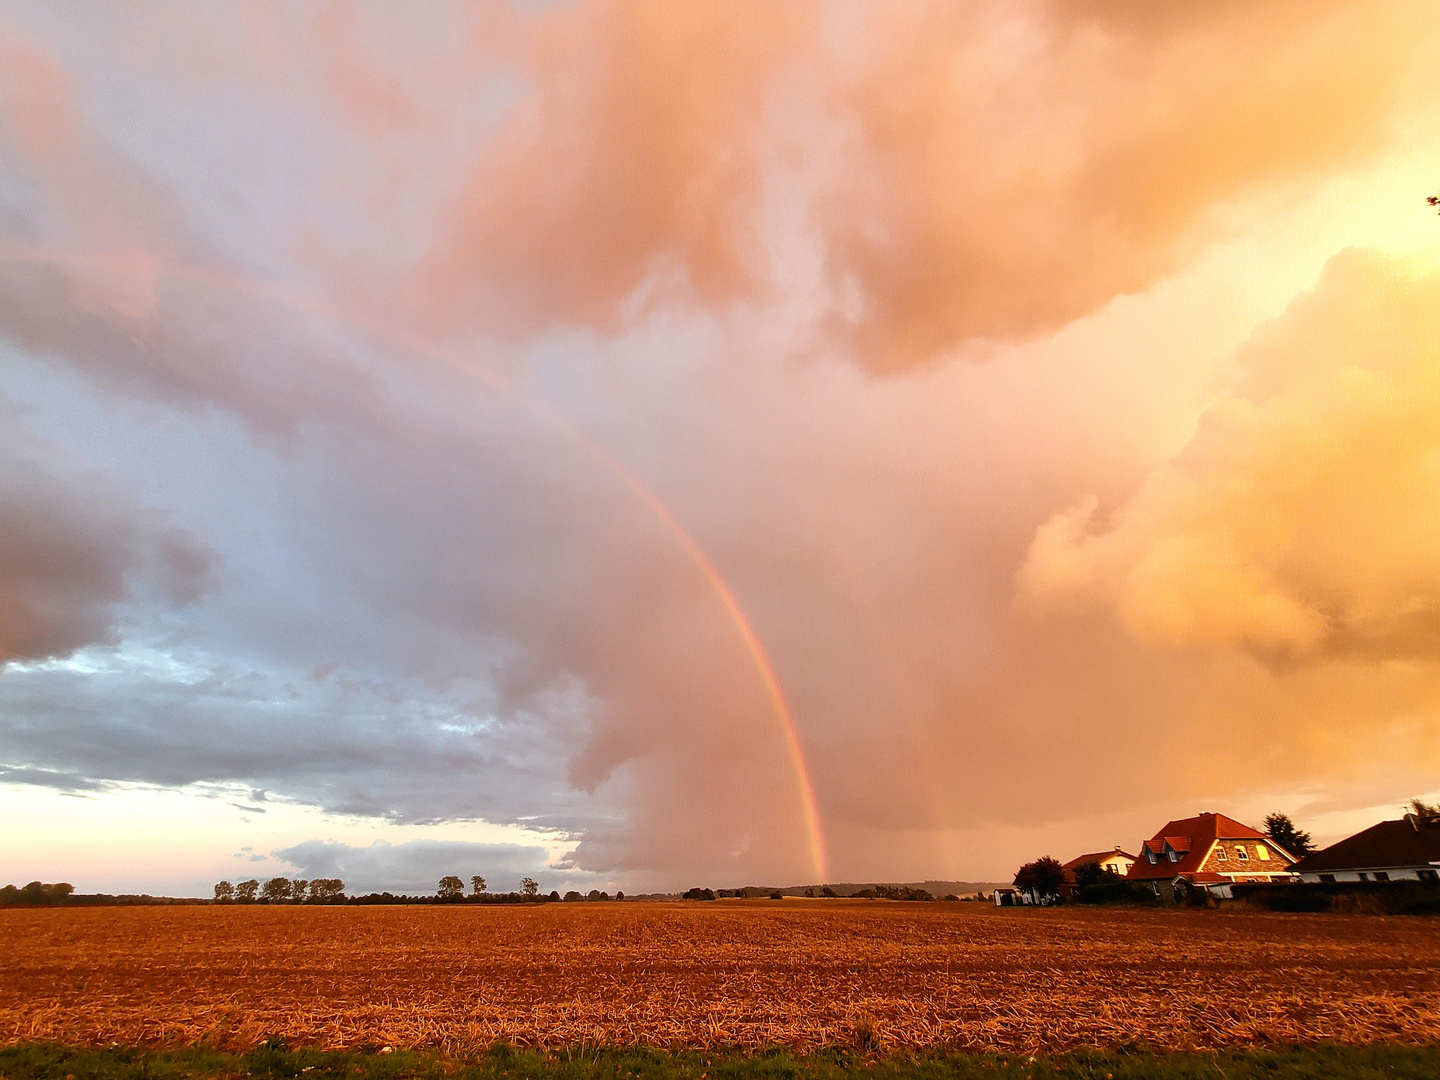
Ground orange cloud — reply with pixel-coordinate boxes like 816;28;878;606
1021;249;1440;662
416;0;1433;369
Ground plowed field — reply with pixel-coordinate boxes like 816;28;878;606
2;902;1437;1052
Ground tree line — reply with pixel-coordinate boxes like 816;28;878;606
213;877;345;903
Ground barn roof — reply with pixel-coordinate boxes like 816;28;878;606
1290;815;1440;874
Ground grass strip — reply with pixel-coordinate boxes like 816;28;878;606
3;1041;1440;1080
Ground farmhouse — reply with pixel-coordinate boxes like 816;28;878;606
1288;812;1440;883
1059;847;1136;897
1127;812;1296;899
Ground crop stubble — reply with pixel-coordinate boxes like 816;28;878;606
1;902;1437;1052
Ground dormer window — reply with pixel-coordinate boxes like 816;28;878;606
1216;847;1227;861
1147;851;1157;865
1168;850;1179;862
1256;844;1269;860
1235;846;1249;860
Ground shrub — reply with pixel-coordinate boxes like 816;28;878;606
1074;881;1158;905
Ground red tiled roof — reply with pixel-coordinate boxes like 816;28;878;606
1127;812;1279;881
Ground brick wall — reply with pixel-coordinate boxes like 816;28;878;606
1200;839;1293;875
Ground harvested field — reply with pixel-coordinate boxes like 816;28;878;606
2;902;1437;1053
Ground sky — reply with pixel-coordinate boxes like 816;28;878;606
1;1;1439;897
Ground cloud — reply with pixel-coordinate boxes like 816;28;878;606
1020;249;1440;663
0;764;107;792
417;0;1432;370
0;399;214;664
2;5;1439;890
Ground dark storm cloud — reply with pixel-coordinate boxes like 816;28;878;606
0;646;595;830
0;397;214;664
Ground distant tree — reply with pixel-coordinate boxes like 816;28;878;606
235;879;260;902
1412;797;1440;817
769;890;784;900
615;891;625;901
1013;857;1065;902
213;881;235;902
1264;812;1314;857
564;890;583;902
309;878;345;903
548;890;560;901
290;879;309;903
803;887;815;897
519;877;539;897
10;881;75;905
262;877;292;902
437;876;465;900
821;886;837;898
470;875;487;897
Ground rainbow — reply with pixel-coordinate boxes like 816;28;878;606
0;240;831;883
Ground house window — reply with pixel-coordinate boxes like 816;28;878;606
1374;872;1389;882
1358;872;1369;881
1168;850;1179;862
1418;869;1438;884
1216;847;1227;861
1147;851;1157;865
1256;844;1269;860
1319;874;1336;883
1235;847;1248;860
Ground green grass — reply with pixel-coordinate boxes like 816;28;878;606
3;1041;1440;1080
